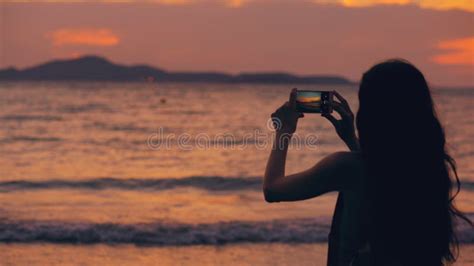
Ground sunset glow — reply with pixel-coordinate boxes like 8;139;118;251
297;96;321;103
48;28;120;47
315;0;474;11
339;0;411;7
154;0;194;5
432;37;474;65
2;0;473;86
226;0;247;8
419;0;474;12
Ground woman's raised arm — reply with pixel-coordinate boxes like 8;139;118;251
263;89;360;202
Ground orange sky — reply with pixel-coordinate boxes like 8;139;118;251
48;28;120;47
0;1;473;86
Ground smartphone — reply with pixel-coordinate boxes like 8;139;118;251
295;90;334;114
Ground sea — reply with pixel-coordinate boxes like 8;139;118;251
0;82;473;265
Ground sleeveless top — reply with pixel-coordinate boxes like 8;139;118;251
327;192;345;266
327;192;373;266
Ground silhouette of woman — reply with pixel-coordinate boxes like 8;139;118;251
263;60;472;266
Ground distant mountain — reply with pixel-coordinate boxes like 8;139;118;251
0;56;352;84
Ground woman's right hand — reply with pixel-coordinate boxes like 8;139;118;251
322;91;360;151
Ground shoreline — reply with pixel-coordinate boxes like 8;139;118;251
1;243;474;266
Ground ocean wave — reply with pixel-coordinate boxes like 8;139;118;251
0;114;63;122
0;219;330;245
0;218;472;245
0;176;261;192
85;122;151;132
0;136;63;143
58;103;112;113
1;177;473;193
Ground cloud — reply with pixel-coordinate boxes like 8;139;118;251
432;37;474;65
47;28;120;47
327;0;412;7
313;0;474;12
417;0;474;12
150;0;194;4
226;0;249;8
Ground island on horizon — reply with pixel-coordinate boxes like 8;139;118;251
0;56;353;85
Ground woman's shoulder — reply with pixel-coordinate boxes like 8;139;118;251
324;151;364;169
322;151;366;189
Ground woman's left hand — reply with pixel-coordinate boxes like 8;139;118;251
323;91;360;151
271;88;304;134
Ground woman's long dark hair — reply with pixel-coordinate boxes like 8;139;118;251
356;60;471;265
